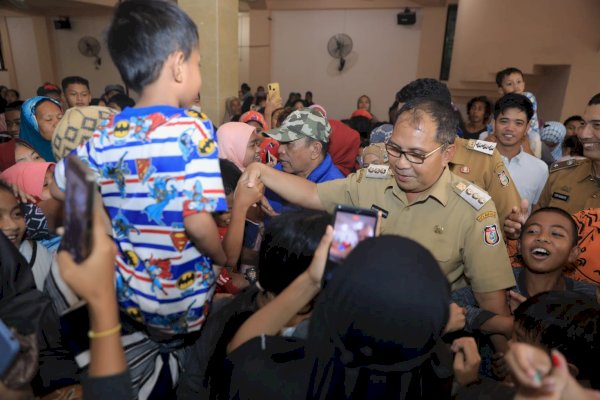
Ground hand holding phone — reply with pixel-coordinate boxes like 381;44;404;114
267;82;282;106
328;205;378;263
61;155;96;263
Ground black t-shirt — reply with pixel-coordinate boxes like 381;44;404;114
224;335;309;400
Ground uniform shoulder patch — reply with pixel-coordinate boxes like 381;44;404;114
453;182;491;210
466;139;496;155
549;158;587;173
364;164;392;179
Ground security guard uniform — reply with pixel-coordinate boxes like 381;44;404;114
536;158;600;214
450;138;522;224
317;166;516;292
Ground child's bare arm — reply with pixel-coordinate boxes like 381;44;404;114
221;179;264;269
185;213;226;269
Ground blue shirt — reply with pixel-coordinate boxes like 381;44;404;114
268;153;343;213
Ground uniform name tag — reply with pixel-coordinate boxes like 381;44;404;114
467;139;496;155
552;192;570;201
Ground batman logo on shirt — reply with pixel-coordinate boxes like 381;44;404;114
177;271;196;290
197;138;216;157
113;120;130;138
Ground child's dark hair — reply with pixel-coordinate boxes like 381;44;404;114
0;179;14;196
467;96;492;121
495;67;523;87
107;0;199;94
524;207;579;247
108;93;136;110
258;210;330;295
493;93;534;122
219;159;241;196
514;291;600;388
61;76;90;92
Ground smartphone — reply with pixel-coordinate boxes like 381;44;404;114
267;82;281;104
0;319;20;377
62;155;96;263
328;205;378;264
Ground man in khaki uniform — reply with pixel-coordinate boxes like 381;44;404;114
242;97;515;320
394;78;521;224
505;92;600;237
536;158;600;214
451;138;521;224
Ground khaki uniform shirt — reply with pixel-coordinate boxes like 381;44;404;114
450;138;522;224
317;168;516;293
537;159;600;214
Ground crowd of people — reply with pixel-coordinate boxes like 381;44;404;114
0;0;599;399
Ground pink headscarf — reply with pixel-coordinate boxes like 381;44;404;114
0;161;54;200
216;122;256;171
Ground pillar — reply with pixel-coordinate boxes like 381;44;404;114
179;0;239;127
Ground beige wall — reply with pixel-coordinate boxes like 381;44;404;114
450;0;600;121
270;9;422;120
49;15;123;98
0;14;122;99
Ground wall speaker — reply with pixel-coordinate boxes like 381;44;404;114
397;8;416;25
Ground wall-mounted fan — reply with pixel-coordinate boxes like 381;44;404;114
78;36;102;69
327;34;353;72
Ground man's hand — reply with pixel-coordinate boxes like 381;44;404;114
452;337;481;386
504;198;529;240
444;303;466;334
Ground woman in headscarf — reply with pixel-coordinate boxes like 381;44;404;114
226;234;454;399
216;122;261;172
19;96;63;162
540;121;567;163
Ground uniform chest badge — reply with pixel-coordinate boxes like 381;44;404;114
497;170;510;187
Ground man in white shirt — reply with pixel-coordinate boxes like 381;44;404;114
493;93;548;210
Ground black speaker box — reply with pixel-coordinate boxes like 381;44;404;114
397;10;416;25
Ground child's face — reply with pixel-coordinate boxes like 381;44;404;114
243;131;262;167
0;189;26;247
494;107;529;148
500;72;525;94
65;83;91;108
181;47;202;107
15;143;43;163
519;211;578;274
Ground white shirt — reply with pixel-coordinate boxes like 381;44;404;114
501;150;549;209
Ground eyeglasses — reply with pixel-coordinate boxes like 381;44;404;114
384;143;445;164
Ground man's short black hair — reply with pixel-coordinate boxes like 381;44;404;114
495;67;523;87
61;76;90;92
107;0;199;94
108;93;135;110
219;159;241;196
241;83;251;93
397;78;452;105
525;207;579;247
6;89;19;99
564;115;584;126
5;101;23;112
397;97;458;145
588;92;600;106
467;96;492;121
493;93;534;122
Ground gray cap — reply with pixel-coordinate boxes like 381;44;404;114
265;108;331;143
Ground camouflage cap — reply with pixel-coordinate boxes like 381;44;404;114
265;108;331;143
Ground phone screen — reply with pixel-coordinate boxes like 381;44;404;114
62;155;95;263
328;205;378;263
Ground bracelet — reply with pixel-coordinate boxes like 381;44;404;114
88;324;122;339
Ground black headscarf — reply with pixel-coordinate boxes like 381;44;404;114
306;235;452;399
